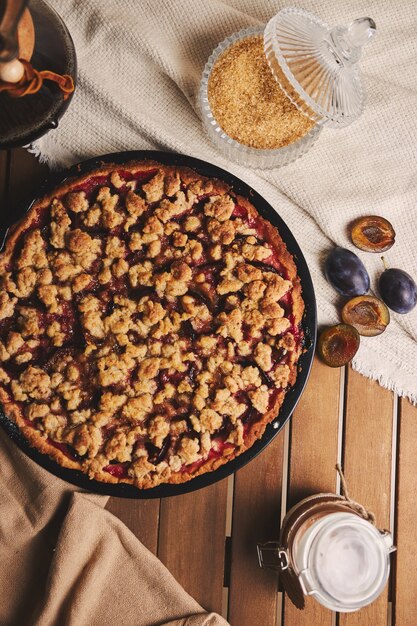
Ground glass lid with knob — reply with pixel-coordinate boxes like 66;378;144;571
264;8;376;127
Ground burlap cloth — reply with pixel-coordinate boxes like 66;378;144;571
30;0;417;403
0;426;228;625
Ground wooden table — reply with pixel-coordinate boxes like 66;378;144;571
1;148;416;626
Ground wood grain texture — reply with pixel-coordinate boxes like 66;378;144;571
284;357;341;626
105;499;160;554
394;399;417;626
339;367;393;626
158;480;228;615
8;149;48;225
0;151;10;234
228;432;285;626
0;151;8;200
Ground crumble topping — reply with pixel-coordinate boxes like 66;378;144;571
17;229;48;270
0;163;303;489
0;292;17;321
50;199;71;249
254;343;273;372
64;191;89;213
12;366;51;401
204;195;235;222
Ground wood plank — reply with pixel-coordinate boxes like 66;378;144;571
8;148;48;226
228;432;285;626
158;480;228;614
105;499;160;554
284;356;341;626
339;368;393;626
0;150;10;232
394;399;417;626
0;151;8;199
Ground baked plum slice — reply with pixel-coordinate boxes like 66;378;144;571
146;436;171;465
103;462;130;478
188;285;217;311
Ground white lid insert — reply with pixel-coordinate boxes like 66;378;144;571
294;512;393;612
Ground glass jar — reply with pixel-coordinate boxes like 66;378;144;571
257;493;395;612
199;8;376;169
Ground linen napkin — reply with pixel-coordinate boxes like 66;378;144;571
30;0;417;403
0;427;228;626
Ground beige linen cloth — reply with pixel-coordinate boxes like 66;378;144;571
31;0;417;402
0;428;228;626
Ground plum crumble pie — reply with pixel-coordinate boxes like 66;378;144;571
0;161;304;488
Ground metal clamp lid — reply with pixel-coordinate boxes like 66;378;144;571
257;542;289;571
257;541;306;610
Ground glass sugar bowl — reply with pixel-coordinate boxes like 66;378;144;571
199;8;376;169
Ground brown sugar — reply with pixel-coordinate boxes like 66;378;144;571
207;35;315;150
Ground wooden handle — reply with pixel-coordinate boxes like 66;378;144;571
0;0;30;62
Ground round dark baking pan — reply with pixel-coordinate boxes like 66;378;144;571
0;150;317;498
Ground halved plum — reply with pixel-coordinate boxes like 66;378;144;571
342;295;390;336
318;324;360;368
350;216;395;253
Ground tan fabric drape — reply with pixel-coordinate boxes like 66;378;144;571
0;429;228;626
